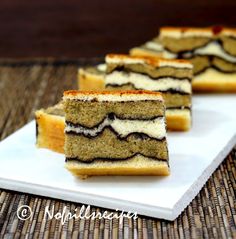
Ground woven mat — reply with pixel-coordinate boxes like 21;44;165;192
0;59;235;239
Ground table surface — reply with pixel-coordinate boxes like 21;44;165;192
0;59;235;239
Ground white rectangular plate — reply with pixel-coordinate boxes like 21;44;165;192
0;95;236;221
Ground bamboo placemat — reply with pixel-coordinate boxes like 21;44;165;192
0;59;235;239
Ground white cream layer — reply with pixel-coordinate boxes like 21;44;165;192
144;41;164;52
192;41;236;63
161;40;236;63
97;63;107;72
106;71;192;94
162;50;178;59
65;116;166;139
194;68;236;83
158;59;192;68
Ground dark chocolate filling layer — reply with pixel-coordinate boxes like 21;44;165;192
65;153;168;164
218;38;236;57
69;99;162;103
66;124;166;141
166;106;191;110
226;35;236;41
109;67;192;82
106;83;191;95
35;120;39;140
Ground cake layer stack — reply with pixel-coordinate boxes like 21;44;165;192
63;90;170;177
158;27;236;92
105;54;193;131
130;26;236;92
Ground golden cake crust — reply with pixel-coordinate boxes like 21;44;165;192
64;89;164;99
160;26;236;37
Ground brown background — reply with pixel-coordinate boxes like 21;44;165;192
0;0;236;58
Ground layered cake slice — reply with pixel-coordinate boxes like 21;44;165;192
78;63;106;91
105;54;193;131
63;90;169;177
35;103;65;153
158;26;236;92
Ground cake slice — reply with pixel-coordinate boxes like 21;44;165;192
35;103;65;153
157;26;236;92
63;90;169;177
78;63;106;91
105;54;193;131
